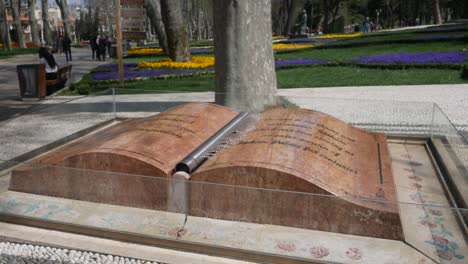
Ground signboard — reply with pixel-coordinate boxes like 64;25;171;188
122;19;146;31
121;8;146;18
121;0;144;6
120;4;146;40
122;32;146;40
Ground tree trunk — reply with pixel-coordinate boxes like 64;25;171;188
322;0;330;33
330;0;340;33
11;0;26;48
213;0;277;112
160;0;191;61
413;0;420;26
282;0;302;36
28;0;40;45
55;0;71;38
433;0;442;24
145;0;168;53
41;0;53;45
465;1;468;19
0;0;11;51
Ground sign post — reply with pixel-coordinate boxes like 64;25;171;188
115;0;124;88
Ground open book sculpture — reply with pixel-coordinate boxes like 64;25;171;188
10;103;403;240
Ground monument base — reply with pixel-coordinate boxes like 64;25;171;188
0;138;466;264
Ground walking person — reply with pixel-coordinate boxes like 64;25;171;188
96;35;102;61
99;36;106;61
91;36;98;60
57;34;63;54
105;36;112;59
62;35;72;62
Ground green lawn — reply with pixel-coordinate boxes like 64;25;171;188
66;29;468;95
65;65;467;95
123;40;465;64
276;41;467;61
276;66;467;87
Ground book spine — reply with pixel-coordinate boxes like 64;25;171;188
176;112;250;173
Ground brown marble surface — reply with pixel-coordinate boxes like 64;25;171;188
9;103;402;240
191;107;402;240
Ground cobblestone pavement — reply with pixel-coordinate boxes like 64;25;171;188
0;242;160;264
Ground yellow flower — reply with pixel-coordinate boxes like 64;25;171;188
319;33;362;39
273;43;316;51
138;56;215;69
128;47;164;55
272;35;287;40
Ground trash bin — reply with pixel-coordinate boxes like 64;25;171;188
16;64;46;100
110;45;117;58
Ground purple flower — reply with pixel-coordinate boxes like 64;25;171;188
92;68;209;81
191;48;212;54
350;51;467;64
96;63;138;70
284;38;335;44
415;34;465;40
275;58;328;67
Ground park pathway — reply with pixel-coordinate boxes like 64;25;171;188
0;47;107;121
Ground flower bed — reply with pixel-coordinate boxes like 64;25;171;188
127;47;212;56
273;43;316;51
128;47;164;56
138;56;214;69
415;34;465;41
282;37;337;44
0;42;40;48
92;68;210;81
350;51;467;64
273;35;287;40
319;33;362;39
191;48;212;54
275;58;329;67
96;63;139;71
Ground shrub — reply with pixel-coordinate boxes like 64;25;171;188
462;63;468;79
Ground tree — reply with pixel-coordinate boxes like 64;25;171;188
55;0;71;38
28;0;40;45
0;0;11;50
213;0;277;112
41;0;53;45
433;0;442;24
11;0;26;48
272;0;306;36
160;0;191;61
145;0;168;52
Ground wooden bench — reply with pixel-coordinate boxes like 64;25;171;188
45;64;72;95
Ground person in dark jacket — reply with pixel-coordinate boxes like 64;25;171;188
62;35;72;62
98;35;106;61
90;36;98;60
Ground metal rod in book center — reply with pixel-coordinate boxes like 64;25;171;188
176;112;251;174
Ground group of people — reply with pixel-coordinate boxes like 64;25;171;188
90;35;112;61
362;17;377;33
55;34;72;62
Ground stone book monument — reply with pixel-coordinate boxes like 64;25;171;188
10;103;403;240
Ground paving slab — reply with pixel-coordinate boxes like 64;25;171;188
0;48;107;121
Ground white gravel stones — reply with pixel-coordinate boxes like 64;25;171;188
0;242;160;264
